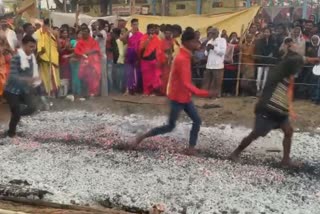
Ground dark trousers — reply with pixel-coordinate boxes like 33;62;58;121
146;100;202;147
4;91;36;135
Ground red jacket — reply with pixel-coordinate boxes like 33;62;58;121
167;47;209;103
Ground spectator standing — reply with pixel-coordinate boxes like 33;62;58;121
254;27;277;96
202;28;227;98
92;19;108;96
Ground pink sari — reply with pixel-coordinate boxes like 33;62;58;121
139;34;162;95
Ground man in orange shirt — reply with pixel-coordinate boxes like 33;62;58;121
134;28;216;154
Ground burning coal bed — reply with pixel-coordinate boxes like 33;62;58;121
0;110;320;214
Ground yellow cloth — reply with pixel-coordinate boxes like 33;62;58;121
34;28;59;66
116;39;127;64
38;61;60;94
35;28;60;94
130;6;260;37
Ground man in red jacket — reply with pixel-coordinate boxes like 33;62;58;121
133;28;216;155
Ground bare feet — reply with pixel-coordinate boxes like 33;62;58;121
229;150;241;162
183;147;198;156
135;134;146;145
280;159;303;169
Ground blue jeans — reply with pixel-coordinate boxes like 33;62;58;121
146;100;202;147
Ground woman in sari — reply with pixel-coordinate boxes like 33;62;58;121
139;24;162;96
124;19;143;95
0;36;13;100
67;30;82;96
159;25;173;95
240;33;256;96
74;26;101;97
58;28;72;81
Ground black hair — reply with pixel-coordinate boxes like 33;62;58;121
181;28;195;44
97;19;106;28
147;24;154;30
43;18;52;26
22;35;36;44
172;24;182;34
61;24;69;30
80;23;88;28
22;23;33;31
131;18;138;24
185;27;194;32
112;28;121;37
81;25;90;32
160;24;166;32
165;24;172;32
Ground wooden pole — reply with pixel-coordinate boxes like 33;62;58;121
235;24;245;97
46;0;52;97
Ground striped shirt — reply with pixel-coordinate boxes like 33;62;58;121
5;54;34;95
255;51;304;117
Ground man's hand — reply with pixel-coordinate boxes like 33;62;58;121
39;47;46;55
289;107;297;121
208;90;218;98
206;44;214;52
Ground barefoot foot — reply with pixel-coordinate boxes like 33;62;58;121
280;160;303;169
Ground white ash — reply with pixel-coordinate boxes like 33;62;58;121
0;111;320;213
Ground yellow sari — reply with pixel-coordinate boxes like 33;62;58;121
34;28;60;94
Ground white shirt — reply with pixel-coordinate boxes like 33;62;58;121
205;37;227;70
95;29;107;58
5;29;18;51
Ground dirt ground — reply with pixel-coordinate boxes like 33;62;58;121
0;95;319;213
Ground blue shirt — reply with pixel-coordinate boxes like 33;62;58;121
5;54;34;95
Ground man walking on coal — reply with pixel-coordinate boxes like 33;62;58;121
230;38;320;168
3;35;40;138
132;28;216;155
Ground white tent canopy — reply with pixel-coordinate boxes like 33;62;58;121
50;12;130;27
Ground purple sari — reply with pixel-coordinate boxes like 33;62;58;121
125;31;143;93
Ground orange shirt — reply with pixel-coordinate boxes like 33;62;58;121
167;47;209;103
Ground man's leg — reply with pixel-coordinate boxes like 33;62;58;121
215;69;224;97
229;131;260;161
183;102;201;148
135;101;183;145
20;93;37;116
202;69;212;91
279;121;294;167
4;92;21;137
230;114;271;161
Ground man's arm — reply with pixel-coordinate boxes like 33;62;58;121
178;57;209;97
